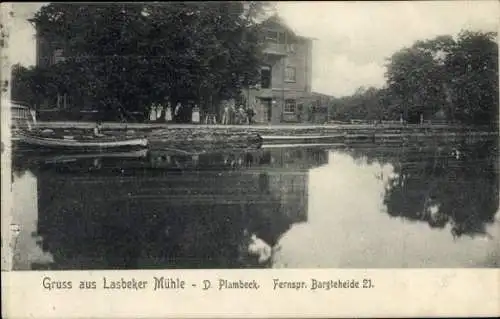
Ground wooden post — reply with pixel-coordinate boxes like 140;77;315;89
247;87;250;109
326;98;330;124
282;31;287;124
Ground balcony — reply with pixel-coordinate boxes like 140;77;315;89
263;42;287;56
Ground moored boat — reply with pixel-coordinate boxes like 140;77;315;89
257;134;344;144
16;131;148;152
260;142;345;149
22;149;149;164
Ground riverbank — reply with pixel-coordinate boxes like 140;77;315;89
31;121;498;150
35;121;497;133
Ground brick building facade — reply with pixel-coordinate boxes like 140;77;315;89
246;15;316;124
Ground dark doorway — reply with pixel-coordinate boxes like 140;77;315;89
261;66;271;89
260;98;272;123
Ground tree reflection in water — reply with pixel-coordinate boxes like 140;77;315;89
364;138;499;239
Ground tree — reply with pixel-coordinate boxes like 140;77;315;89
11;63;61;108
11;64;34;104
330;86;388;122
385;31;498;126
28;2;274;120
385;35;455;123
445;31;498;127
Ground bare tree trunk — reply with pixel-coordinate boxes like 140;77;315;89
442;82;455;124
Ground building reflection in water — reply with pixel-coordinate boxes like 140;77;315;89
11;147;329;270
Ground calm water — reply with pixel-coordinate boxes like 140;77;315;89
9;138;500;270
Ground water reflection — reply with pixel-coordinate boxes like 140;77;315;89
383;140;499;239
11;147;329;270
9;138;499;269
273;138;499;268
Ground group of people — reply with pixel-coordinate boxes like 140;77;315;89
147;99;256;124
148;101;197;123
222;103;255;125
149;101;173;122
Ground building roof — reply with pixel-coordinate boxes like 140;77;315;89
260;14;317;40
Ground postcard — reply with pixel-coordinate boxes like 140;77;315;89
2;1;499;318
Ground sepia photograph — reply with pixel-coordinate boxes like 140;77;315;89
2;0;499;275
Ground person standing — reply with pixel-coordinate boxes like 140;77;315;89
149;104;157;122
238;105;246;125
222;102;230;125
94;120;104;137
174;102;182;123
184;102;190;123
246;107;255;124
156;103;163;122
29;107;37;125
165;101;173;122
234;105;240;124
229;103;236;125
192;104;200;124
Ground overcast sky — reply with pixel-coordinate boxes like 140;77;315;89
8;1;499;97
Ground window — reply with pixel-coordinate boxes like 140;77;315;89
266;30;288;44
277;31;287;44
284;99;296;113
266;30;278;42
261;66;271;89
285;66;296;82
57;93;69;109
53;49;65;64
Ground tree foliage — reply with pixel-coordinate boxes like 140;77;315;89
20;2;274;119
445;31;498;125
330;30;498;127
11;63;59;107
14;4;497;126
330;87;389;122
386;30;498;126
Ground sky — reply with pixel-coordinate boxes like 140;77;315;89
7;1;500;97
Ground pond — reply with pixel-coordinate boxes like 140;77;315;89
8;137;500;270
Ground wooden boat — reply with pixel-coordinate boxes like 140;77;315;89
16;131;148;151
258;134;344;144
12;149;151;175
260;142;346;149
37;149;149;164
